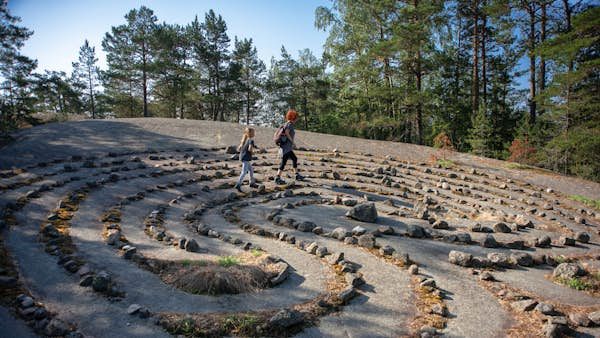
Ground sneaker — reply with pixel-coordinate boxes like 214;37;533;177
249;183;259;188
275;177;286;185
295;174;305;181
234;184;243;192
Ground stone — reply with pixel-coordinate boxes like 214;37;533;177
92;271;111;292
33;307;48;320
0;276;17;287
316;247;328;258
127;304;142;315
482;235;499;248
328;252;344;265
312;227;324;235
79;275;93;287
515;215;534;228
379;245;394;256
269;309;303;328
337;286;355;303
352;226;367;236
536;235;552;248
392;251;410;263
493;222;511;233
535;303;555;315
344;236;358;245
20;296;34;308
297;221;316;232
420;278;436;288
106;230;121;245
430;303;447;316
378;226;395;235
569;313;592;327
504;240;526;250
358;234;376;249
487;252;512;268
123;246;137;259
345;273;365;287
225;145;238;154
575;232;590;243
545;323;566;338
44;318;69;336
455;233;471;243
331;227;351;240
553;263;585;279
480;272;495;281
448;250;472;267
558;236;576;246
511;299;538;312
270;262;290;286
346;203;378;223
306;242;319;255
588;311;600;325
432;220;449;229
510;253;533;267
406;224;425;238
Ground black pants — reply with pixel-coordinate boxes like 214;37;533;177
279;151;297;170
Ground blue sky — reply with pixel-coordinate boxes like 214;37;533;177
8;0;330;73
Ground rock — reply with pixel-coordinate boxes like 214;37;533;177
184;239;200;252
270;262;290;286
430;303;447;316
306;242;319;255
357;234;376;249
127;304;142;315
487;252;512;268
123;246;137;259
392;251;410;263
515;215;534;228
337;286;355;303
312;227;323;235
345;273;365;287
448;250;472;267
575;232;590;243
480;271;495;281
510;253;534;267
588;311;600;325
316;247;328;258
352;226;367;236
553;263;585;279
511;299;538;312
20;296;34;308
482;235;499;248
504;240;526;250
406;224;425;238
106;230;120;245
0;276;17;287
79;275;94;287
327;252;344;265
493;222;511;233
420;278;436;288
378;226;395;235
92;271;111;292
331;227;351;240
558;236;576;246
379;245;394;256
33;307;47;320
297;221;316;232
269;309;304;328
432;220;449;230
549;317;568;325
569;313;592;327
535;303;555;315
346;203;378;223
225;145;238;154
413;201;429;220
344;236;358;245
535;235;552;248
408;264;419;275
44;318;69;336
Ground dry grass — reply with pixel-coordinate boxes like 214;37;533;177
407;276;447;335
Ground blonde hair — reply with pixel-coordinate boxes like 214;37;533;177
238;127;255;151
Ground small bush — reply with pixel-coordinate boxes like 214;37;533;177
218;256;241;267
557;277;593;291
508;137;536;164
433;131;455;161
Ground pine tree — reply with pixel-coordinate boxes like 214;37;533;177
72;39;99;118
231;37;265;125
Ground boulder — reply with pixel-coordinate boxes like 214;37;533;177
482;235;499;248
432;220;449;230
511;299;538;312
535;303;555;315
408;264;419;275
493;222;511;233
588;311;600;326
331;227;351;240
92;271;111;292
357;234;376;249
327;252;344;265
337;286;355;303
345;273;365;287
346;203;378;223
269;309;303;328
448;250;472;267
575;232;590;243
535;235;552;248
352;226;367;236
558;236;576;246
487;252;512;268
553;263;585;279
378;226;395;235
510;252;533;267
344;236;358;245
297;221;316;232
379;245;394;256
569;313;592;327
44;318;69;336
270;262;290;286
406;224;425;238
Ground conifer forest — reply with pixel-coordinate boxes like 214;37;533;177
1;1;598;181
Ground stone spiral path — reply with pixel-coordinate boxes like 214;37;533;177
0;119;599;338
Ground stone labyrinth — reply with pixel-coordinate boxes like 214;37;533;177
0;120;599;338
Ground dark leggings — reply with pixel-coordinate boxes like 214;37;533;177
279;151;297;170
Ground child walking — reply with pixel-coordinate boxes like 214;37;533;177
235;127;258;192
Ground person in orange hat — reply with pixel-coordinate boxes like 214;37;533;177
275;110;303;184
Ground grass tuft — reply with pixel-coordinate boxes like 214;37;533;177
557;277;593;291
218;256;241;267
506;162;533;170
569;195;600;211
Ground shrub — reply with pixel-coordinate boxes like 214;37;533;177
508;136;536;164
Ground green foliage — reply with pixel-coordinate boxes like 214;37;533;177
217;256;240;267
250;249;262;257
220;314;261;335
557;276;593;291
180;259;208;267
569;195;600;211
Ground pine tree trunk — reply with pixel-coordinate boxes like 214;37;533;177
414;0;422;145
538;1;547;117
481;14;487;109
563;0;572;131
87;65;95;119
142;41;149;118
472;0;480;117
528;4;536;124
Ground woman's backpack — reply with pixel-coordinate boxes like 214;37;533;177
273;123;288;146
